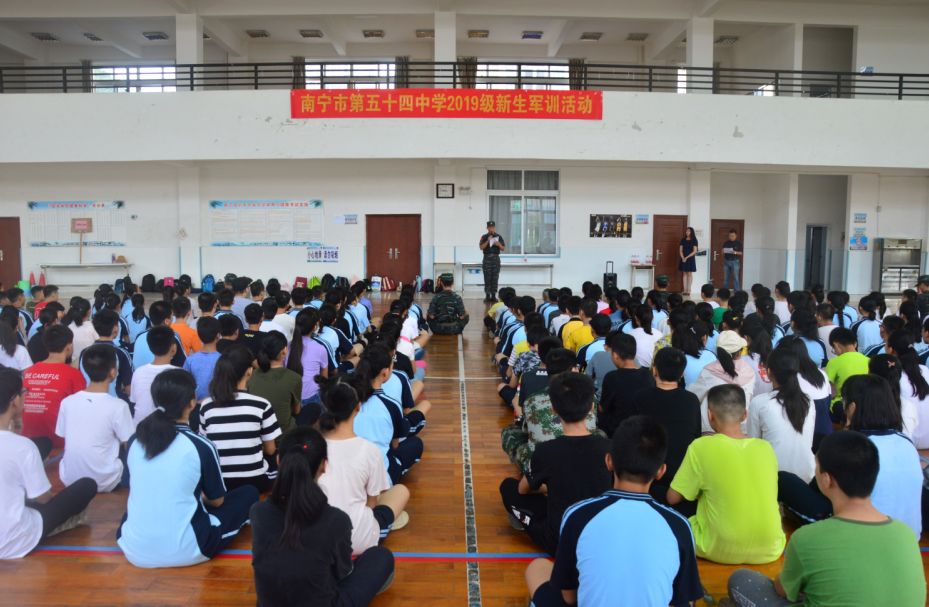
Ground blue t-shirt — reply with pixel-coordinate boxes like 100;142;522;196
851;319;883;354
308;300;323;309
651;310;668;330
117;426;227;568
353;390;406;473
580;337;607;365
552;490;704;606
866;431;923;539
124;314;151;345
132;329;187;370
183;351;221;402
801;337;828;368
683;349;717;388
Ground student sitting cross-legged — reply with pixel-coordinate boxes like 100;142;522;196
667;384;786;565
525;415;704;607
251;426;395;607
118;369;258;568
725;431;927;607
500;372;612;556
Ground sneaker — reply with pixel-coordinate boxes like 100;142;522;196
47;510;88;538
507;511;525;530
377;571;395;595
390;510;410;531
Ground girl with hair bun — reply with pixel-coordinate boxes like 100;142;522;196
317;375;410;555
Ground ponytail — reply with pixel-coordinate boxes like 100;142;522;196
270;427;329;549
63;298;91;328
746;327;773;365
755;296;778;337
868;354;904;411
136;369;196;459
131;293;146;323
766;348;810;434
671;319;703;358
317;377;361;432
776;336;825;389
208;345;254;403
634;305;653;335
256;331;288;373
859;296;877;321
0;323;17;357
898;301;922;343
353;345;394;402
888;330;929;400
287;308;320;377
827;291;848;328
716;347;738;380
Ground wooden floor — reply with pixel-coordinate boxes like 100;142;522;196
0;294;925;606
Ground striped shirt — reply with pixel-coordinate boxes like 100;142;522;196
199;392;281;479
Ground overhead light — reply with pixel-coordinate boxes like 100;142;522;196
522;30;544;40
579;32;602;41
299;29;324;38
245;29;270;38
714;35;739;46
142;31;169;41
468;29;489;39
83;32;103;42
626;32;649;42
362;29;384;38
415;29;434;39
30;32;59;42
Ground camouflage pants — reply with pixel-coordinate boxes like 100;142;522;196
501;422;532;475
428;318;469;335
483;254;501;297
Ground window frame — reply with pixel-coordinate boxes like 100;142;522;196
487;169;560;257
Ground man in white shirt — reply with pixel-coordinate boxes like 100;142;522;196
130;326;178;425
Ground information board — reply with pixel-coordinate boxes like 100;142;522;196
27;201;126;247
209;199;324;246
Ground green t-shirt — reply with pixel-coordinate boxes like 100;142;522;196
779;517;926;606
670;433;785;564
711;306;728;328
247;367;301;433
825;351;870;406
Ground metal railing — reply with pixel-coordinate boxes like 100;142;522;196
0;61;927;99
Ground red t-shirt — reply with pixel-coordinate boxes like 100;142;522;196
33;300;49;320
21;362;86;449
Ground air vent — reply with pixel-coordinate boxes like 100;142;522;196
203;33;211;40
245;29;270;38
468;29;489;39
579;32;602;41
714;35;739;46
415;29;435;39
522;30;544;40
30;32;59;42
299;29;324;38
142;31;170;41
83;32;103;42
362;29;384;38
626;32;649;42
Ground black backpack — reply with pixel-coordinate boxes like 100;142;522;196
421;279;434;293
335;276;350;290
321;274;335;291
141;274;157;292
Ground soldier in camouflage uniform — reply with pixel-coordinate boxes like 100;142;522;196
480;220;506;302
427;273;469;335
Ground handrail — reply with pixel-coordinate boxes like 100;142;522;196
0;61;927;99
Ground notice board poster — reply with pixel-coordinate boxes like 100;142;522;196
209;199;324;246
590;214;632;238
27;201;127;247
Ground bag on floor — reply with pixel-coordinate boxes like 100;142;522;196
369;276;383;290
381;277;397;292
321;274;335;291
141;274;157;292
421;278;434;293
307;276;321;289
335;276;350;290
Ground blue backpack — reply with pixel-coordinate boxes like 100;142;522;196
201;274;216;293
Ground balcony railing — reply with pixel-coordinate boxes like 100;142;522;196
0;61;927;99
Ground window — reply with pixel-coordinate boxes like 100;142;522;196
475;63;569;90
304;63;396;89
92;65;177;93
488;169;559;255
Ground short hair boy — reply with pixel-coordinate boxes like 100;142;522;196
129;326;178;425
598;333;653;435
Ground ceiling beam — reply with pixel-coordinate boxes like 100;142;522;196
82;20;143;58
696;0;724;17
316;18;346;56
644;20;687;62
546;19;570;58
0;25;44;60
166;0;194;12
202;18;247;57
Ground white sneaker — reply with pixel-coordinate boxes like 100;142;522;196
391;510;410;531
47;510;88;537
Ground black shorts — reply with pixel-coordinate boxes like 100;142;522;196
532;582;569;607
373;504;394;533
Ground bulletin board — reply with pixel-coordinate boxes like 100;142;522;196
27;201;127;247
209;199;325;246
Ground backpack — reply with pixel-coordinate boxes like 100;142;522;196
307;276;321;289
201;274;216;293
114;278;125;295
381;277;397;292
335;276;350;290
141;274;157;292
369;276;383;291
321;274;335;291
421;279;434;293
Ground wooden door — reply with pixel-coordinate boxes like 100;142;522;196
710;218;745;287
0;218;22;291
365;214;421;283
652;215;687;292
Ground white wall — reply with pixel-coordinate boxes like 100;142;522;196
725;25;798;72
854;24;929;74
803;27;853;73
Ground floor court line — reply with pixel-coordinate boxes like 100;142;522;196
458;332;484;607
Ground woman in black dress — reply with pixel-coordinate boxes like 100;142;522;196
679;226;699;296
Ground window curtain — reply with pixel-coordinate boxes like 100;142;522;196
457;56;477;89
568;58;587;90
395;56;410;88
291;56;306;89
81;59;92;93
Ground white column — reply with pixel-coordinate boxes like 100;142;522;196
688;169;712;288
433;160;457;282
176;165;202;282
845;174;880;294
434;11;456;87
175;14;204;65
789;24;803;96
686;17;714;93
785;173;800;284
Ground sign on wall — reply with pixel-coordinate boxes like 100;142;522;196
849;227;869;251
291;89;602;120
590;214;632;238
209;199;324;246
307;245;339;263
854;212;868;224
27;201;126;247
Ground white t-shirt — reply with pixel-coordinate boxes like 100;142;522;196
0;345;32;371
774;301;791;325
899;366;929;448
272;313;296;342
68;321;99;367
56;391;135;492
130;364;175;425
705;300;721;309
0;431;50;559
629;327;661;368
550;314;570;337
817;325;837;360
259;320;287;338
319;436;391;555
747;353;774;397
746;390;817;482
401;316;420;343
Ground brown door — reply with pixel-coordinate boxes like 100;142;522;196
710;218;745;287
0;218;22;291
365;214;421;283
652;215;687;292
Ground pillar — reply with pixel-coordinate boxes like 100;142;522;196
434;11;456;87
785;173;800;284
686;17;714;93
687;169;712;288
175;14;204;65
176;165;202;282
845;174;879;294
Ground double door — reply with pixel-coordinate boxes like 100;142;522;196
365;214;421;283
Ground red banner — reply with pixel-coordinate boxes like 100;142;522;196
290;89;602;120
